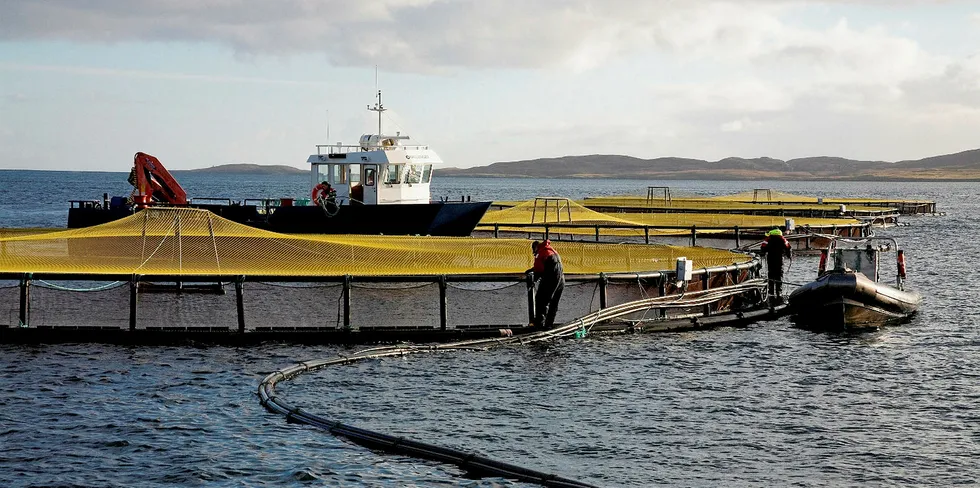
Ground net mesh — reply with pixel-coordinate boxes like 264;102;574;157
480;199;637;226
708;190;932;205
0;280;19;327
0;208;751;276
478;198;862;237
580;195;890;212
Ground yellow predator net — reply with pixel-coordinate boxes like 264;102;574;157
478;199;863;236
0;228;61;239
0;208;751;276
709;190;821;202
480;199;637;226
708;190;933;205
579;196;891;213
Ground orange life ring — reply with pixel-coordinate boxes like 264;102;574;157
312;183;330;202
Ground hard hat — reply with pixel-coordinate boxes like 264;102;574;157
768;228;782;236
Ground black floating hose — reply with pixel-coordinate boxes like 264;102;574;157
258;279;765;488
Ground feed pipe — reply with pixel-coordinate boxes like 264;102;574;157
258;278;765;488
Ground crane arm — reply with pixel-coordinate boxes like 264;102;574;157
130;152;188;206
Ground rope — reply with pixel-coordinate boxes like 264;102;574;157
256;281;342;289
257;279;764;488
772;278;808;287
446;281;524;291
351;281;436;290
317;197;341;218
35;280;127;292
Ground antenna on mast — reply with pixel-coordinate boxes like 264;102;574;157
367;66;385;138
325;109;330;141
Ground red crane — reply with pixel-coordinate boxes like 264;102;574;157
128;152;188;207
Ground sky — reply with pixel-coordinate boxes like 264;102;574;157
1;0;979;171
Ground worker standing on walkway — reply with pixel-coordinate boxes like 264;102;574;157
760;228;792;304
529;240;565;329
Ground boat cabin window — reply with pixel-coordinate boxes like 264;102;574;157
364;167;376;186
332;164;346;184
836;248;879;281
422;164;433;183
349;164;360;184
383;164;403;184
316;164;347;185
406;164;423;184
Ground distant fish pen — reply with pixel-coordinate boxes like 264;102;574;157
475;198;870;252
0;208;766;344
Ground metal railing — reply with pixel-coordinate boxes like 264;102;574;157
315;143;431;155
0;259;761;336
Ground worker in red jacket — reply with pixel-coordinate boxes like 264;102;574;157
759;228;792;303
529;240;565;329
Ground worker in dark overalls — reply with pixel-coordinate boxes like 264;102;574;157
760;228;792;304
529;240;565;329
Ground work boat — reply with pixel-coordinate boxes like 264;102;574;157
67;91;491;236
788;237;920;330
266;91;491;235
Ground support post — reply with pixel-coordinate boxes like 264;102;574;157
235;276;245;334
18;273;31;327
734;225;740;248
644;226;650;245
439;275;448;331
659;275;668;319
544;225;550;241
129;275;140;331
702;271;711;317
343;275;352;330
595;225;600;242
599;273;607;310
493;223;499;238
526;272;536;326
691;225;697;246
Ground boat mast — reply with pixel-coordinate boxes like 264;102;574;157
367;90;385;142
367;66;385;142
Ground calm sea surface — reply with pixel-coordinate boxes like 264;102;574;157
1;171;978;487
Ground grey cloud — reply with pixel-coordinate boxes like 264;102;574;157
2;0;936;71
0;0;604;69
900;56;980;108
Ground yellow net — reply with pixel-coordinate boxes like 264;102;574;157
480;199;637;226
708;190;819;203
580;195;889;213
478;198;862;236
0;228;60;239
0;208;751;276
708;190;934;205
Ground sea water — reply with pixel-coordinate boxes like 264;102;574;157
1;172;978;487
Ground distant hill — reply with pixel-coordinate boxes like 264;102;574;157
440;148;980;180
178;164;306;175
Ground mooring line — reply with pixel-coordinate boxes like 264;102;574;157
257;279;765;488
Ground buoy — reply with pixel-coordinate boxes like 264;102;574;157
818;250;828;275
897;250;907;279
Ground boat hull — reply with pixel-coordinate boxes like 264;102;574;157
788;270;919;330
67;201;492;237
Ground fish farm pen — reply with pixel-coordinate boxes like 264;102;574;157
489;190;939;224
474;198;870;252
0;208;767;344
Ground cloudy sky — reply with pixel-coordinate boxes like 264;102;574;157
2;1;979;170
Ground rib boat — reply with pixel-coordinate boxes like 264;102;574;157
67;91;491;236
788;237;920;330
